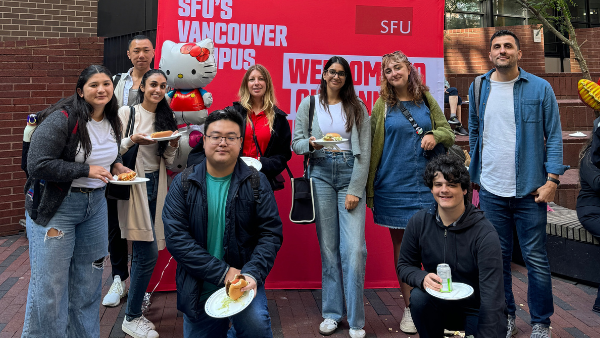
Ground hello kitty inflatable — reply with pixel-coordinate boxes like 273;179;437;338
159;38;217;171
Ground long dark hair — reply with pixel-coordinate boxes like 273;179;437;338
37;65;121;161
319;56;364;133
136;69;178;158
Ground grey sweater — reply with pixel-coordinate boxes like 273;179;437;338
24;110;122;226
292;96;371;198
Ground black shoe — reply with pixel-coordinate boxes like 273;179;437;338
448;116;461;125
454;126;468;136
593;305;600;313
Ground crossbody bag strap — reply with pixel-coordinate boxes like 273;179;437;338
249;116;294;179
397;101;425;139
125;106;136;137
304;96;315;174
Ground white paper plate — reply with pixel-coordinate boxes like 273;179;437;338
241;157;262;171
108;177;150;185
146;134;181;141
569;132;587;137
426;282;474;300
313;138;349;145
205;287;255;318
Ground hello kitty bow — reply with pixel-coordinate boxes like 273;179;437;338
180;43;210;62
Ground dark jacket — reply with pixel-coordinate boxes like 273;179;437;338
397;203;506;338
162;158;284;319
577;145;600;209
187;103;292;181
24;110;122;226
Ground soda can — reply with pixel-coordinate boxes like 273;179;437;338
437;263;453;292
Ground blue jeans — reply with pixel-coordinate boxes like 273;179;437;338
478;188;553;325
309;152;367;330
125;171;159;320
183;285;272;338
23;187;108;338
410;288;478;337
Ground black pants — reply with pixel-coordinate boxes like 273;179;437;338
410;287;479;337
107;198;129;281
577;206;600;309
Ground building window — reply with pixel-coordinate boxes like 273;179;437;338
445;0;483;29
445;0;528;29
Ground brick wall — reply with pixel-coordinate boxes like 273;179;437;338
0;0;97;41
444;25;546;75
0;37;104;236
570;27;600;76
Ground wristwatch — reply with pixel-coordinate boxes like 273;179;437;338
547;177;560;186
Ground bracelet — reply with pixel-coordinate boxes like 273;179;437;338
547;177;560;186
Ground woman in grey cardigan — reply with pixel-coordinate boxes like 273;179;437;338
23;65;129;338
292;56;371;338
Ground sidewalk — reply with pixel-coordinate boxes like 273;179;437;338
0;233;598;337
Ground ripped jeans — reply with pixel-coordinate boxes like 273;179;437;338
23;187;108;338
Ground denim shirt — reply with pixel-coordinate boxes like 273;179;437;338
468;68;568;198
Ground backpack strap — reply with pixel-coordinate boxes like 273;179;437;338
474;75;484;118
113;73;123;88
249;166;261;203
181;164;195;202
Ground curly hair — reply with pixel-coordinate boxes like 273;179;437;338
423;154;472;206
379;50;429;107
237;64;277;132
136;69;178;159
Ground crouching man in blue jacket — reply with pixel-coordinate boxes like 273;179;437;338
162;108;283;338
397;154;506;338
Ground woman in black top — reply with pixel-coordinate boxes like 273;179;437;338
576;121;600;313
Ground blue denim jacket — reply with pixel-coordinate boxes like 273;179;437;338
468;68;568;198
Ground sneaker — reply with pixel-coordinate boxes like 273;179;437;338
349;328;366;338
319;318;338;336
530;324;551;338
122;316;159;338
454;126;469;136
102;275;127;307
506;314;518;338
444;329;457;336
400;307;417;334
141;315;155;330
448;116;461;125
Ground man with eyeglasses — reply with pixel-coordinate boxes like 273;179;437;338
162;108;283;338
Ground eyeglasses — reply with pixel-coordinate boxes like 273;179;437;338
206;135;241;145
326;69;346;78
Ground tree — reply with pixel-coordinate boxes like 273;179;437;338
515;0;591;80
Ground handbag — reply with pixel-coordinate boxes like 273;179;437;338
396;101;447;160
289;96;316;224
247;116;293;191
106;106;139;200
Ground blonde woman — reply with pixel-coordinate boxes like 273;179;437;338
230;64;292;188
366;50;454;334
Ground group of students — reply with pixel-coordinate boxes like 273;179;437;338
21;29;595;338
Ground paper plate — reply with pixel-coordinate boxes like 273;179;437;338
108;177;150;185
426;282;474;300
241;157;262;171
569;132;587;137
146;134;181;141
205;287;255;318
313;138;349;145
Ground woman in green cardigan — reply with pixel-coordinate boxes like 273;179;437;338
366;51;454;334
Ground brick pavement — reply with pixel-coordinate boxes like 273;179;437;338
0;233;598;337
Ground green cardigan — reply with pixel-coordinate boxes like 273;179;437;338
366;92;455;208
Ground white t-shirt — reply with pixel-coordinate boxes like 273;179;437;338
71;117;118;188
480;77;519;197
316;95;351;151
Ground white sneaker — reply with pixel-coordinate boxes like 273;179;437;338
400;307;417;334
141;315;155;330
349;328;366;338
319;318;338;336
102;275;127;307
122;316;159;338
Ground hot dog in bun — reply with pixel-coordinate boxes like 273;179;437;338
150;131;174;138
225;274;248;300
322;133;343;141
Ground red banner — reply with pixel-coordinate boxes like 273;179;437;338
153;0;445;289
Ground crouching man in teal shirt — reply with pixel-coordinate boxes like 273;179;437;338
163;108;284;338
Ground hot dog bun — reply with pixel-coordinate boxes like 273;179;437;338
117;171;137;181
151;131;174;138
225;274;248;300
